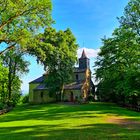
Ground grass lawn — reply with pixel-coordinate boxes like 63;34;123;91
0;102;140;140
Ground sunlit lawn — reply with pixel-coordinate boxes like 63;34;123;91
0;102;140;140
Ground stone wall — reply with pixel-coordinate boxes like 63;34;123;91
29;83;40;103
63;90;82;102
31;90;56;104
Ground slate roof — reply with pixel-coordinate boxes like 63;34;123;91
29;76;44;84
64;81;84;90
34;83;48;91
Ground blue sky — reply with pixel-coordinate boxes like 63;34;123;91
21;0;129;93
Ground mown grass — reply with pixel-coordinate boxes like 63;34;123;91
0;102;140;140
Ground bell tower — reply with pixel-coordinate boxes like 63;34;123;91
79;50;90;69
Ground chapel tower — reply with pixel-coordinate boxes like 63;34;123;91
79;50;90;69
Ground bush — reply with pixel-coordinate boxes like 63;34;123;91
0;103;4;110
22;94;29;103
10;93;21;106
87;95;95;102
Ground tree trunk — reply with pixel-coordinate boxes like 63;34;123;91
7;57;12;106
60;84;64;101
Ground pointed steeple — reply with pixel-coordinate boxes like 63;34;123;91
79;49;90;69
81;49;88;58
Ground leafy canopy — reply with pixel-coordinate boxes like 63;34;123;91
94;0;140;104
1;48;30;106
0;0;52;54
28;27;78;97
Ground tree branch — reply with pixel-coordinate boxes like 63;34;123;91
0;7;36;31
0;44;15;55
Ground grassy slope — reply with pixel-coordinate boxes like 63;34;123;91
0;102;140;140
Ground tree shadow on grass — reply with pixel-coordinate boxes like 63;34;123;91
0;105;100;122
0;123;140;140
0;103;140;123
0;103;140;140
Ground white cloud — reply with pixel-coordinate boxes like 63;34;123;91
77;47;100;58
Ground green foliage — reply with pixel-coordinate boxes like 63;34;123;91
0;48;29;107
0;0;52;105
118;0;140;36
94;0;140;105
22;94;29;104
0;62;8;105
28;27;78;98
0;102;4;110
0;0;52;54
8;77;21;106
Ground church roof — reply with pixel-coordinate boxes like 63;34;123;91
29;76;44;84
64;81;84;90
80;49;88;59
34;83;48;90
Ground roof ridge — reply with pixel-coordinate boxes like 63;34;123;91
29;76;44;84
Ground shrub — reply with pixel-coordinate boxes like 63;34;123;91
22;94;29;103
0;103;4;110
87;95;95;102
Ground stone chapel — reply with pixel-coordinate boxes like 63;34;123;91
29;50;94;104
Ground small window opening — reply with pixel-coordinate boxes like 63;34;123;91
41;92;43;98
76;74;79;81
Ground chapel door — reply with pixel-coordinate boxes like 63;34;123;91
70;92;74;102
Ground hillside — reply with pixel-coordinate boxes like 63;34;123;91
0;103;140;140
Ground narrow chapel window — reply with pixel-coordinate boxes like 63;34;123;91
76;74;79;81
41;92;43;98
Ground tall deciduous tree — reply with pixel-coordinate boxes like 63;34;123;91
0;0;52;54
118;0;140;36
2;48;29;106
0;62;8;108
94;0;140;105
28;27;78;100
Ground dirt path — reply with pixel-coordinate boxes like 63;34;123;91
107;116;140;129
